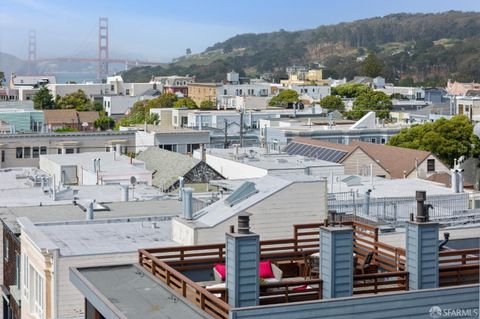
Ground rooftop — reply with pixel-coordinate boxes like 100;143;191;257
0;168;163;206
290;138;436;178
137;148;202;189
327;174;457;197
182;175;322;228
70;264;210;319
202;147;343;171
41;152;147;174
19;215;178;256
0;199;182;234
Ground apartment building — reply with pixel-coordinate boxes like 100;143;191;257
0;131;135;168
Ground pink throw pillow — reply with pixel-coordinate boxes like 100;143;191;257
214;264;226;280
292;284;308;292
259;261;274;279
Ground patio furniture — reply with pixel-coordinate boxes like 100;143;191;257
213;260;283;283
355;251;379;275
302;250;320;279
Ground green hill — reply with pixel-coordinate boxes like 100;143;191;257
121;11;480;85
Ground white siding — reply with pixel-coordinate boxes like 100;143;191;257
195;181;327;244
409;155;450;179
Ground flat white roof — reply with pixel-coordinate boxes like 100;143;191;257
19;216;178;256
204;147;343;170
328;175;459;198
0;168;162;206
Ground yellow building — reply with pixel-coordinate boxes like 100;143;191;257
187;83;222;107
280;69;329;86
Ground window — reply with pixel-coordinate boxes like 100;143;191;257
110;85;114;91
33;147;40;158
23;254;29;299
40;147;47;155
30;265;44;318
66;148;74;154
427;159;435;172
1;150;5;162
223;89;227;95
57;149;62;155
125;89;130;95
3;237;8;261
16;147;23;159
24;147;31;158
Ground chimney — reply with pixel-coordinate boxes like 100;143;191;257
120;184;129;202
226;213;259;307
320;224;353;298
201;144;206;162
182;187;193;220
116;144;121;157
86;201;94;220
97;158;101;172
406;191;439;290
93;159;97;173
198;114;202;131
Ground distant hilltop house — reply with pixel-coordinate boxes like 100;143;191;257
446;79;480;96
284;137;450;180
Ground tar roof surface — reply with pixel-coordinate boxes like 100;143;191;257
73;264;210;319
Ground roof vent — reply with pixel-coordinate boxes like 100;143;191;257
341;175;362;186
224;181;258;207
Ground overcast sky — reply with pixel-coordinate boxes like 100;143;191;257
1;0;479;62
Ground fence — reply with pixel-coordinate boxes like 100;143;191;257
327;191;470;225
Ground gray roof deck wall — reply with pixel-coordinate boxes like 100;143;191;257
70;264;210;319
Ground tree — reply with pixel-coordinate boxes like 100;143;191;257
0;71;4;87
33;87;55;110
56;89;93;111
223;44;233;54
200;100;215;109
387;115;477;167
348;91;392;120
186;48;192;55
331;83;371;98
94;116;115;131
268;89;299;107
157;93;178;108
174;97;197;109
362;52;383;77
320;96;345;112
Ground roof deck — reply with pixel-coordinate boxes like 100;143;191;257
138;220;479;319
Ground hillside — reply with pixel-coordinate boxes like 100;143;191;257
122;11;480;85
0;52;27;78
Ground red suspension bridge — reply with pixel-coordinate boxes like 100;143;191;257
27;17;164;81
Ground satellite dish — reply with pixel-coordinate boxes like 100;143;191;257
130;176;137;185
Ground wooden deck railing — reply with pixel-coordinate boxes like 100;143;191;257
139;249;231;319
294;222;407;271
439;248;479;287
208;279;323;305
353;271;409;294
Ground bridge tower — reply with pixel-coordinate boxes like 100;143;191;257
97;17;109;82
27;29;37;75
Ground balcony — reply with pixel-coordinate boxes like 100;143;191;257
138;221;478;319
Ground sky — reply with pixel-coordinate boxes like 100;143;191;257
1;0;479;62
